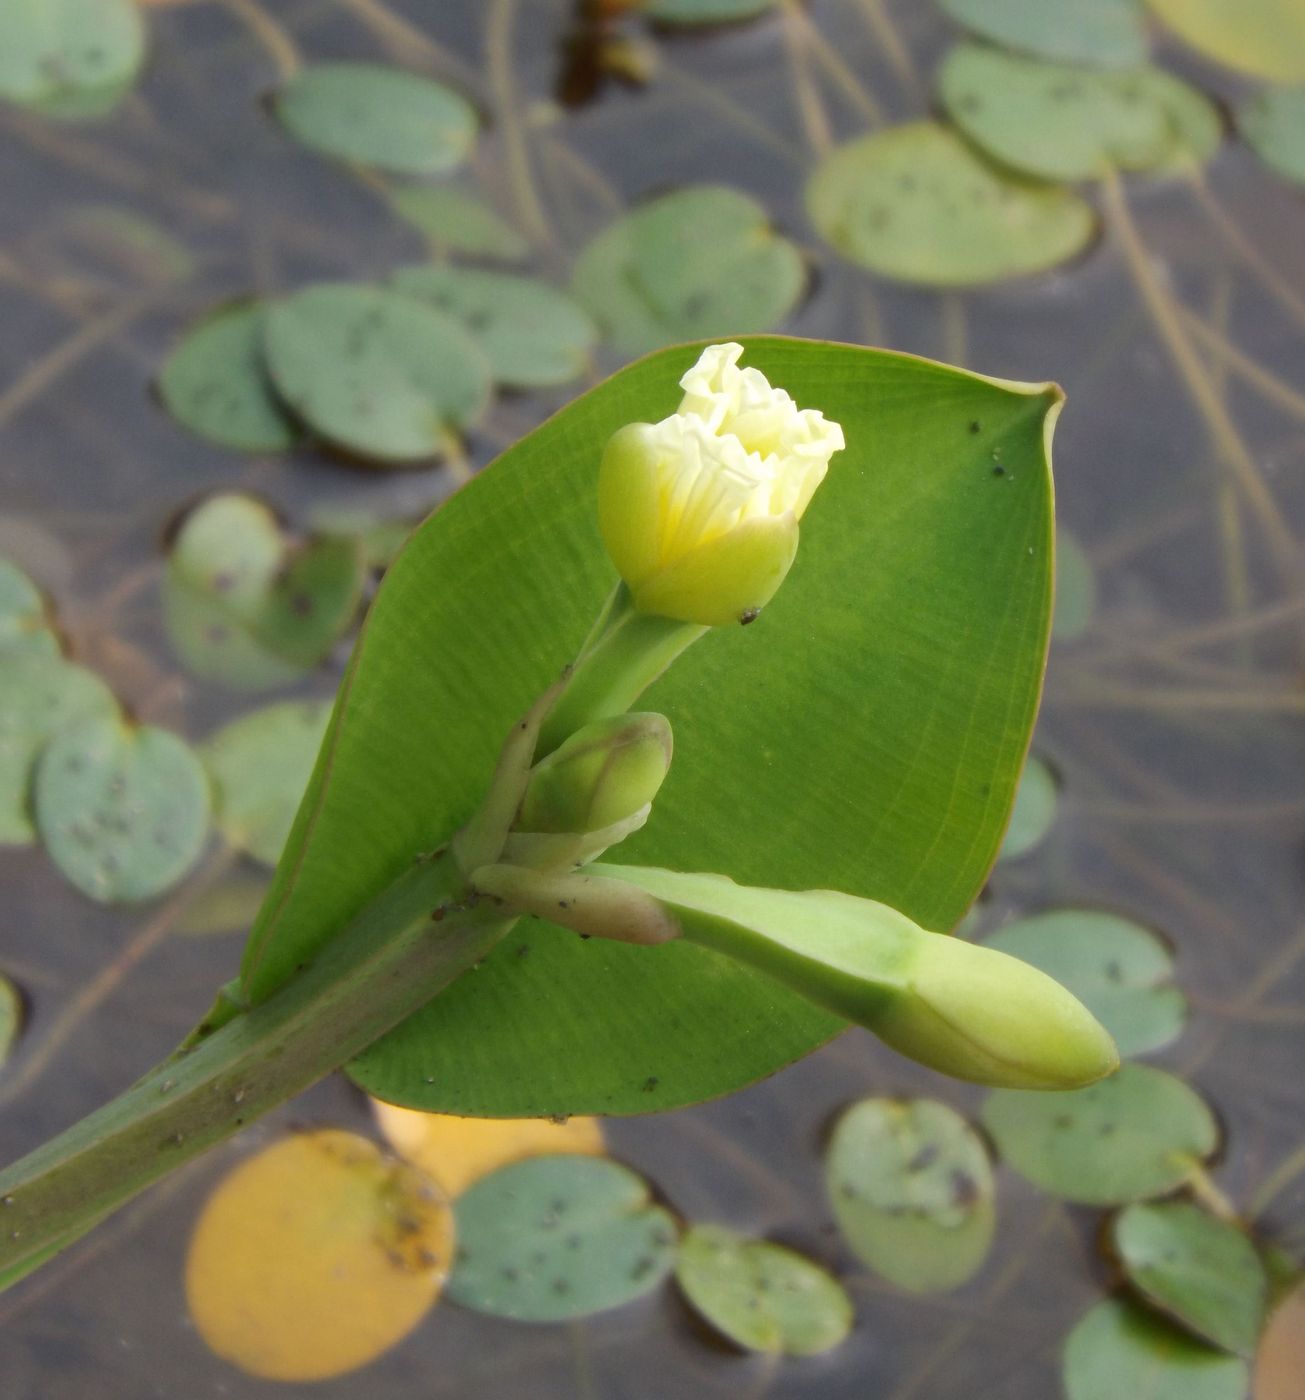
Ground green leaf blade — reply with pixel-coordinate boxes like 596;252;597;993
242;339;1057;1115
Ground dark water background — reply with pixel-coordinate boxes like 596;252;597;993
2;1;1304;1396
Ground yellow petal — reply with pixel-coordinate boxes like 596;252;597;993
185;1129;451;1381
371;1100;605;1197
597;422;665;593
632;515;799;626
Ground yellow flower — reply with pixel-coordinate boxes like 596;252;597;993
598;343;845;626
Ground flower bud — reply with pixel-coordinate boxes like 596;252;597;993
598;343;845;627
868;932;1120;1091
517;712;672;834
586;864;1118;1090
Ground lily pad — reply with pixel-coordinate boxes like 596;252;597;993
0;654;117;845
0;557;58;657
675;1225;852;1355
391;266;597;389
806;122;1096;286
1064;1297;1250;1400
186;1129;452;1382
998;753;1058;860
1256;1278;1305;1399
157;302;300;454
0;975;23;1067
389;185;529;261
201;701;332;866
163;493;365;692
644;0;778;22
982;1064;1219;1205
984;910;1186;1057
273;63;477;176
1146;0;1305;83
825;1097;995;1293
938;0;1148;68
34;714;211;904
28;75;137;121
0;0;145;113
372;1102;605;1197
262;284;492;464
448;1155;677;1320
1241;86;1305;185
1054;527;1097;640
571;186;806;355
939;46;1218;182
1113;1201;1269;1356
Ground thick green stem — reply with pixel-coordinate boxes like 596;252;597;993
0;852;516;1290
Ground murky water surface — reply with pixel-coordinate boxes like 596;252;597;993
2;2;1304;1396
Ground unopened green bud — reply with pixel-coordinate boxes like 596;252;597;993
518;713;672;835
870;932;1120;1091
585;864;1118;1091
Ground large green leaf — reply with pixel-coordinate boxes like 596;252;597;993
241;338;1057;1115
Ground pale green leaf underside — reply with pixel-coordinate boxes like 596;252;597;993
243;338;1056;1116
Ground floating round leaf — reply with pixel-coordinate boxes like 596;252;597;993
186;1129;452;1382
389;185;529;261
675;1224;852;1355
571;187;806;355
0;557;58;657
1112;1201;1268;1356
998;753;1058;861
982;1064;1218;1205
644;0;778;22
1054;527;1097;641
0;974;22;1067
273;63;477;176
825;1097;995;1293
201;701;332;866
0;654;117;845
448;1155;677;1321
1255;1278;1305;1399
34;714;210;904
0;0;145;112
372;1101;605;1197
1146;0;1305;83
157;302;300;453
263;284;491;464
938;46;1212;182
391;266;597;388
984;910;1186;1057
163;493;364;691
1241;86;1305;185
1137;70;1224;176
1064;1297;1249;1400
937;0;1148;68
806;123;1096;286
27;76;137;121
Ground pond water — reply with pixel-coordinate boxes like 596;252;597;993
1;1;1304;1396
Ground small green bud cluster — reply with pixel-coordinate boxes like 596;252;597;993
517;713;672;835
